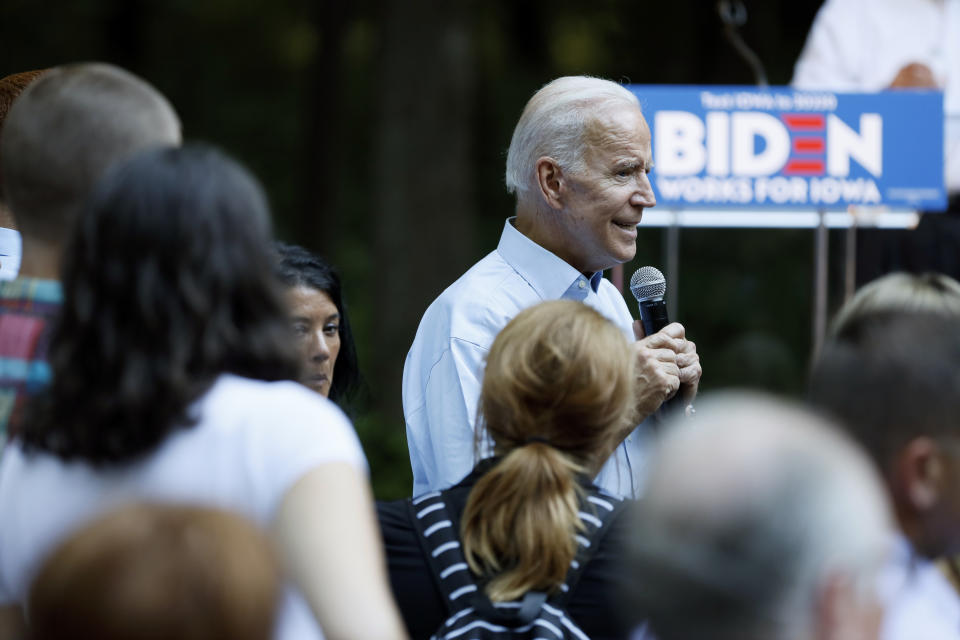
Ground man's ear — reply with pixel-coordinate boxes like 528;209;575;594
535;157;565;210
894;437;943;512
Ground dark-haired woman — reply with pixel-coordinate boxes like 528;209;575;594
274;243;360;408
0;146;407;640
378;300;637;639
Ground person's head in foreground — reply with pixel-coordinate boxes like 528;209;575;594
464;299;637;601
28;503;280;640
0;63;180;278
623;392;891;640
274;242;359;404
829;271;960;337
21;144;299;463
811;312;960;560
0;69;47;231
506;76;656;274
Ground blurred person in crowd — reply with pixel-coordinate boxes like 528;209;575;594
810;312;960;639
403;75;702;497
624;392;891;640
793;0;960;285
274;242;360;409
830;271;960;335
0;69;46;281
827;271;960;601
380;300;637;639
0;63;180;443
0;146;407;640
29;503;280;640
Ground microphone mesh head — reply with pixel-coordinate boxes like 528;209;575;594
630;266;666;301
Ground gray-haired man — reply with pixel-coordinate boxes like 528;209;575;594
403;76;701;497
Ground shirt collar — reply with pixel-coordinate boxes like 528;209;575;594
496;218;603;299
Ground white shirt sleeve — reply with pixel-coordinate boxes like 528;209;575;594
792;0;867;90
409;338;488;495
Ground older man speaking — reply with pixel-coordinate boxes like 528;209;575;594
403;76;702;497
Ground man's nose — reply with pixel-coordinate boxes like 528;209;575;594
631;173;656;208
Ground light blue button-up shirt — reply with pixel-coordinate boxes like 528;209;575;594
402;218;650;497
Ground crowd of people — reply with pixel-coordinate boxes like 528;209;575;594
0;54;958;640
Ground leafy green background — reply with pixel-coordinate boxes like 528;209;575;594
2;0;856;498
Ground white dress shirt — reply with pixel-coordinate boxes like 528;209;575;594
878;535;960;639
402;218;650;497
792;0;960;193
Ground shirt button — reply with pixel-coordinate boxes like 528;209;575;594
578;279;586;289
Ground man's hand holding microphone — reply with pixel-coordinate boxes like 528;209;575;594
630;267;701;421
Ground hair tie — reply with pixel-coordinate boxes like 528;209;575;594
524;436;556;448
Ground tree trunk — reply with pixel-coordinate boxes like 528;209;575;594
299;0;347;256
372;0;477;426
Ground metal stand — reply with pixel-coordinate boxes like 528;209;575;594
844;220;857;303
812;209;829;360
666;215;680;321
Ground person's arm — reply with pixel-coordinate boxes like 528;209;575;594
0;604;25;640
272;463;408;640
414;339;488;492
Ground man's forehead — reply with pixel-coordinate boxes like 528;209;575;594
582;104;650;155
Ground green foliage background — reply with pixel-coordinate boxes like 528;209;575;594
2;0;855;499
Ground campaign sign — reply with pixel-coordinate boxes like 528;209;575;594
627;86;945;210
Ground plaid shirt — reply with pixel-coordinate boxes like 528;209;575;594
0;278;61;443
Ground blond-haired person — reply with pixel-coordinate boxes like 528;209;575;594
830;271;960;336
380;300;637;639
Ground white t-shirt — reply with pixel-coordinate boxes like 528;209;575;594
0;374;367;640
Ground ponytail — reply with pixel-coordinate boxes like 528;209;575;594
461;442;585;602
463;300;636;601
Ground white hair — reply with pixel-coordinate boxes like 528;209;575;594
504;76;640;197
625;392;891;640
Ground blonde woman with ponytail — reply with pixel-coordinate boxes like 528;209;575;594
378;300;638;639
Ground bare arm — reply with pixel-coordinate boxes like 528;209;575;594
272;463;408;640
0;605;25;640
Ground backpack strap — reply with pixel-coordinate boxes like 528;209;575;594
407;491;479;617
547;489;629;609
407;487;629;622
407;491;547;626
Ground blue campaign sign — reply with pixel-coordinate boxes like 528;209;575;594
627;85;946;211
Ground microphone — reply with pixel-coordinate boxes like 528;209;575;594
630;266;686;418
629;266;669;337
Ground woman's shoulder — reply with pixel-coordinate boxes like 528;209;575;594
206;374;334;404
192;374;366;469
200;375;350;427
